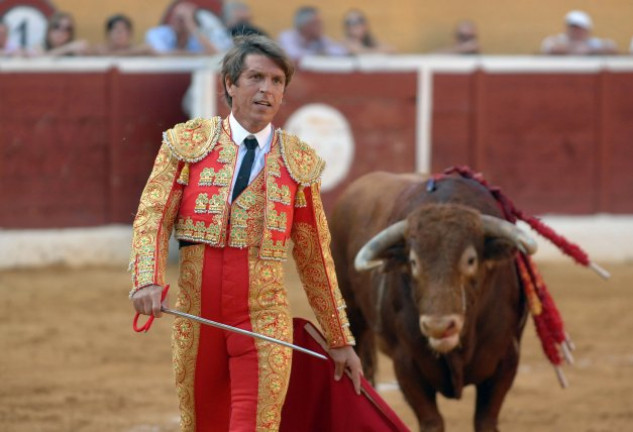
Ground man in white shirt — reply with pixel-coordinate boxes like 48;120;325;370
130;35;361;431
541;10;618;55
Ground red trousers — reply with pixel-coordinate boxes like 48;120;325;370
172;244;293;432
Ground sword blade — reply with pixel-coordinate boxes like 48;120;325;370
162;307;328;361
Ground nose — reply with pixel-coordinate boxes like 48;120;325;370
259;78;272;93
419;314;463;339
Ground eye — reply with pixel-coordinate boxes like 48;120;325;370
467;256;476;266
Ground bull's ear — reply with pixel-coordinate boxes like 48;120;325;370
483;236;516;262
380;240;408;272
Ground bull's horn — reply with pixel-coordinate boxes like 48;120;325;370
354;220;408;272
480;215;538;255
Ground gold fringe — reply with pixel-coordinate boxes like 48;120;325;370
178;163;190;185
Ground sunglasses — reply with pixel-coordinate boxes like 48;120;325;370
52;23;73;32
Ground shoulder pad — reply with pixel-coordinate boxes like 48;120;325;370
163;117;222;163
278;130;325;186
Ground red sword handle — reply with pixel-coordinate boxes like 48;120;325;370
133;285;170;333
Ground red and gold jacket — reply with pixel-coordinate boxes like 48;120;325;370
129;117;354;348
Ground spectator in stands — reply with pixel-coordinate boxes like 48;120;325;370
342;9;395;54
434;20;480;54
541;10;617;55
93;14;154;56
145;1;222;55
278;6;347;61
0;21;21;56
224;1;267;38
40;11;89;56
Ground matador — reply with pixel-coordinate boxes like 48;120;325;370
129;35;362;431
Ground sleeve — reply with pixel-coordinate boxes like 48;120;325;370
128;141;184;297
291;182;355;348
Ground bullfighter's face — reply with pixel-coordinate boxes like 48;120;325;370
226;54;286;133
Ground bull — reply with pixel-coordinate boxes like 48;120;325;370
329;171;538;432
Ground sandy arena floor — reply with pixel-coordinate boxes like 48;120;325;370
1;260;632;431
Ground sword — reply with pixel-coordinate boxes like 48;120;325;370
162;307;328;361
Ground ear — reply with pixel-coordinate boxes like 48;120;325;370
225;76;236;97
483;236;516;263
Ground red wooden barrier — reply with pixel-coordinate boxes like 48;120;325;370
431;71;633;215
1;65;632;229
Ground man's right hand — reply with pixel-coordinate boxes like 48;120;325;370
131;284;166;317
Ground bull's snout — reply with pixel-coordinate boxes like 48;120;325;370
419;314;464;353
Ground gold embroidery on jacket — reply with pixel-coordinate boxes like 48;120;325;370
194;193;209;214
175;215;225;245
228;174;266;248
218;139;238;163
266;205;288;232
213;165;232;187
294;187;307;208
165;117;221;163
208;190;227;214
291;183;355;348
129;142;182;293
172;244;204;432
268;177;291;206
232;206;248;228
198;167;216;186
278;130;325;186
260;230;287;260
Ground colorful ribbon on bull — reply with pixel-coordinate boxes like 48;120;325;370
436;166;608;388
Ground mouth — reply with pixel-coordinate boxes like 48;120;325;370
254;100;272;108
428;333;460;353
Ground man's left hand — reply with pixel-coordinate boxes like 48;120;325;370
329;345;363;395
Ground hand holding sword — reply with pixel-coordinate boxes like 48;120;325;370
131;285;326;360
131;284;363;393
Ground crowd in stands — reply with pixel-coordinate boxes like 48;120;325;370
1;3;631;60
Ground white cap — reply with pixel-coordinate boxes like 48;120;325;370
565;10;592;29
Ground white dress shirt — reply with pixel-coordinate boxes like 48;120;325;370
228;113;273;203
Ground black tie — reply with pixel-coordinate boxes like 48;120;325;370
232;137;258;201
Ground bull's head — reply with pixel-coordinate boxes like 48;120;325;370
354;204;537;354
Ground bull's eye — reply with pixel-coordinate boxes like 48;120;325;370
461;246;478;277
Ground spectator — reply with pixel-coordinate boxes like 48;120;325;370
39;11;89;56
278;6;347;62
434;20;480;54
0;21;21;56
93;14;154;56
223;1;267;38
541;10;617;55
145;1;221;55
342;9;395;54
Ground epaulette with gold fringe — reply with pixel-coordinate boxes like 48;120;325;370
277;130;325;186
163;117;222;163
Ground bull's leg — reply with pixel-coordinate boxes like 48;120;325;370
473;342;520;432
393;352;444;432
